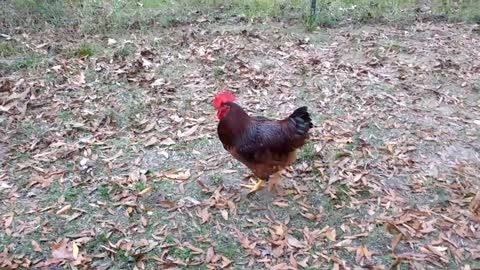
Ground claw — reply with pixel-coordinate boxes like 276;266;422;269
241;179;265;193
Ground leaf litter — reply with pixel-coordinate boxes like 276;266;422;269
0;19;480;270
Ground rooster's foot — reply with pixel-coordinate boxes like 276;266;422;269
241;178;265;193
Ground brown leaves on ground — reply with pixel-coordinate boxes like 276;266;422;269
1;16;479;270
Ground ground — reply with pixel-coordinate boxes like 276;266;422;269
1;19;480;270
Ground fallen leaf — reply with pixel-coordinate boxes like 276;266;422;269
160;137;176;146
72;241;79;259
469;191;480;217
4;214;13;228
142;122;156;133
196;207;211;224
30;173;55;188
137;186;152;196
271;263;289;270
273;201;289;208
51;239;74;260
32;240;42;252
334;239;352;248
144;136;158;147
72;72;85;87
289;253;299;269
141;216;148;227
178;125;198;138
220;209;228;221
107;38;117;45
220;256;232;268
356;246;372;262
205;247;214;263
184;242;204;254
56;204;72;215
298;256;309;268
391;233;403;251
162;169;191;180
151;78;165;87
325;228;336;242
286;235;306;248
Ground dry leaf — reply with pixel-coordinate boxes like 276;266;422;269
107;38;117;45
4;214;13;228
298;256;309;268
273;201;289;208
162;169;191;180
178;125;198;138
196;208;211;224
141;216;148;227
469;191;480;217
144;136;158;147
51;239;74;260
220;209;228;221
72;241;79;259
151;78;165;87
142;122;156;133
30;174;55;188
56;204;72;215
286;235;306;248
325;228;336;242
220;256;232;268
160;137;176;146
72;72;85;87
271;263;289;270
32;240;42;252
289;253;298;269
205;247;214;263
137;186;152;196
391;233;403;251
356;246;372;262
334;239;352;248
184;242;204;254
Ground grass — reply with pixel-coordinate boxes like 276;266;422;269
0;39;45;73
75;42;98;58
58;110;74;123
98;186;110;200
1;0;479;34
115;43;137;59
215;240;240;260
0;41;18;57
210;173;224;185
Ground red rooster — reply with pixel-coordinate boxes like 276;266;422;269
213;92;313;193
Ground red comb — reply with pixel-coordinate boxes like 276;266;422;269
213;91;236;109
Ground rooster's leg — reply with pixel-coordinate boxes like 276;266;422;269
241;178;265;193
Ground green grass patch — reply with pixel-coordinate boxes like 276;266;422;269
115;43;137;59
2;0;479;35
299;142;316;162
5;53;46;72
75;42;98;58
215;241;240;260
210;174;224;185
0;41;19;57
98;186;110;200
58;110;74;123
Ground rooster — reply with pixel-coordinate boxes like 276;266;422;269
213;92;313;193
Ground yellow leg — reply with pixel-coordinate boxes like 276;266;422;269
241;178;265;193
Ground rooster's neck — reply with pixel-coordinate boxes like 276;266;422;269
218;102;251;145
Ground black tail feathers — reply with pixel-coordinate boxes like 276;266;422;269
289;106;313;135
